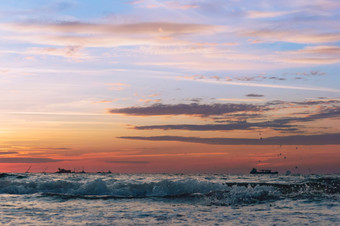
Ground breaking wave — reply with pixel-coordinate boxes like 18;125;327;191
0;173;339;205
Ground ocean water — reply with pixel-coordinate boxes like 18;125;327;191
0;173;339;225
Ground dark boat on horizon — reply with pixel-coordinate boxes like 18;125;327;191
250;168;278;175
56;168;72;173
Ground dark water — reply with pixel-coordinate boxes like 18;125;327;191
0;173;339;225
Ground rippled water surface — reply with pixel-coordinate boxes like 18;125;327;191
0;173;339;225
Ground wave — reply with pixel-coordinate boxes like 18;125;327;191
0;174;339;205
223;177;340;195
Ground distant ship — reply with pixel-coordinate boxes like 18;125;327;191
56;168;72;173
250;168;278;175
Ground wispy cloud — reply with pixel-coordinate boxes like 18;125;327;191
285;71;326;77
174;76;340;93
246;93;264;97
242;29;340;44
117;99;340;133
0;157;62;163
138;98;162;104
25;46;88;59
106;160;150;164
0;152;18;155
118;133;340;145
108;103;262;117
106;83;130;91
4;111;106;116
128;0;198;10
217;98;265;102
134;122;295;131
246;10;294;19
132;106;340;132
1;21;218;48
3;21;214;35
280;45;340;64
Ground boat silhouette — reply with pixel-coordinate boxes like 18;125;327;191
250;168;278;175
56;168;72;173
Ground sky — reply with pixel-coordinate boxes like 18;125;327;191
0;0;339;174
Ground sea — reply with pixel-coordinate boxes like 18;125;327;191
0;173;339;225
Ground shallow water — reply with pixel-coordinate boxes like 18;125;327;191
0;173;339;225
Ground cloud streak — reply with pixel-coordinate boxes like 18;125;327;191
119;133;340;145
134;122;294;131
246;10;294;19
280;45;340;64
25;46;88;59
0;158;62;163
129;102;340;132
175;76;340;93
106;160;150;164
242;29;340;44
4;22;215;35
0;152;18;155
1;21;218;48
108;103;262;117
246;93;264;97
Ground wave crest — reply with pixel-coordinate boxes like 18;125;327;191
0;174;339;205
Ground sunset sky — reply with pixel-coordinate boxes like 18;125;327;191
0;0;339;173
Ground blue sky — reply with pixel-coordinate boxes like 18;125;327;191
0;0;339;173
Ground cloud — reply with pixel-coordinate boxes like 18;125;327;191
134;122;295;131
229;75;285;82
0;22;222;54
246;93;264;97
0;152;18;155
174;75;340;93
108;103;262;117
124;100;340;132
106;83;130;91
280;45;340;64
250;105;340;128
7;111;106;116
4;21;214;35
275;106;340;124
25;46;88;59
292;99;340;106
128;0;198;10
138;98;161;104
6;34;170;48
294;46;340;55
118;133;340;145
242;29;340;44
106;160;150;164
217;98;265;102
132;106;340;131
159;1;199;10
0;158;62;163
304;71;326;76
234;75;266;81
284;58;340;64
268;76;286;81
307;0;340;9
246;10;293;19
35;147;72;150
1;22;218;48
284;71;326;77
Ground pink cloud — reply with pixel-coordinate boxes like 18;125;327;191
106;83;130;91
242;29;340;44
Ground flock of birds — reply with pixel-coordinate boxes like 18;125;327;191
258;131;301;173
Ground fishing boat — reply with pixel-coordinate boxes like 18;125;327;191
250;168;278;175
